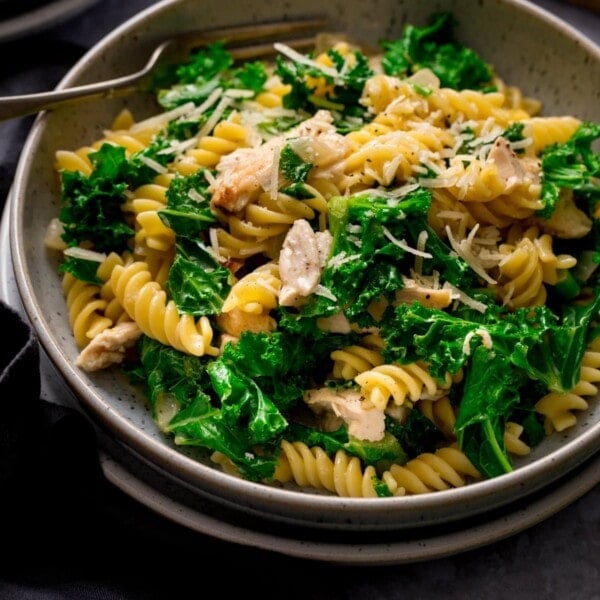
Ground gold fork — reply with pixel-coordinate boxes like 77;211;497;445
0;17;327;121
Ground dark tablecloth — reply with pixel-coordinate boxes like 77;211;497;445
0;1;598;598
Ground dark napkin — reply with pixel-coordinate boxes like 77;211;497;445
0;299;314;598
0;300;104;546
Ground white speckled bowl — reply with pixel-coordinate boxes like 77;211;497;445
10;0;600;532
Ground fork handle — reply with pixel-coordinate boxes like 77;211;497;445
0;74;142;121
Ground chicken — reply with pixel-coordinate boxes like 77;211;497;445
394;277;453;309
487;136;541;190
210;137;281;213
304;387;385;442
75;322;142;372
210;110;350;213
534;188;592;239
278;219;332;306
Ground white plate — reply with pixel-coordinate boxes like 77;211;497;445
0;0;99;43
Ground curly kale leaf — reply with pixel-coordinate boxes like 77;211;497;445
59;145;133;252
455;346;524;478
300;188;477;325
159;169;218;238
381;290;600;392
156;41;268;109
137;336;280;481
58;256;103;284
381;11;494;90
274;46;373;122
167;237;231;316
538;122;600;218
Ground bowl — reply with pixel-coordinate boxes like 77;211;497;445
9;0;600;532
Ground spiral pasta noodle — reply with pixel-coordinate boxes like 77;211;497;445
172;113;255;175
355;362;449;411
535;339;600;433
62;272;112;349
386;446;481;494
109;261;219;356
273;440;404;497
221;261;281;315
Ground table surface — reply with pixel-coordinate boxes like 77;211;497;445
0;1;598;598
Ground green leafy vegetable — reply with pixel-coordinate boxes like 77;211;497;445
159;170;218;238
538;122;600;217
167;237;231;316
275;46;373;124
58;256;103;284
381;11;494;90
455;346;524;477
59;145;133;252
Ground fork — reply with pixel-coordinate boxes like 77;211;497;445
0;17;327;122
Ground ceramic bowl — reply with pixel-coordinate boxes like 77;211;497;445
10;0;600;531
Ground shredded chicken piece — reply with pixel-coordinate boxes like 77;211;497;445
210;137;280;213
210;110;350;213
536;188;592;239
487;136;540;189
395;277;453;309
304;387;385;441
75;322;142;372
279;219;332;306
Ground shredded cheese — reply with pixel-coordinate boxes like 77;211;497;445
63;247;107;262
382;226;432;258
274;42;341;81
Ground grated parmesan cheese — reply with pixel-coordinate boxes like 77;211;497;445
382;226;432;258
442;281;488;313
197;96;232;139
327;251;362;269
274;42;341;81
313;284;337;302
130;101;196;133
445;224;498;285
64;247;107;262
138;155;168;174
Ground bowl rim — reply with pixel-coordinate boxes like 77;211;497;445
9;0;600;528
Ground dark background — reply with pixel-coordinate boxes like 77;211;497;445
0;1;598;598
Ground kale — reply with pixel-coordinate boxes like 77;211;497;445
59;139;182;252
137;335;279;481
384;410;446;458
274;45;373;122
156;41;268;109
59;145;133;252
380;11;494;90
455;346;524;477
57;256;103;284
159;169;218;238
127;136;177;188
279;143;313;184
285;422;407;488
538;122;600;218
299;188;476;325
166;237;231;316
137;335;214;416
381;292;600;393
175;40;233;84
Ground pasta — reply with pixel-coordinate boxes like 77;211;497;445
46;12;600;499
